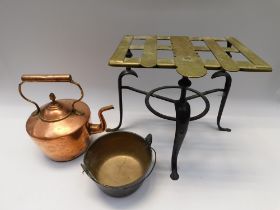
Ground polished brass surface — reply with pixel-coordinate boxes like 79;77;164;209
19;74;114;161
109;35;133;66
84;132;152;187
97;156;143;187
109;35;272;77
204;37;239;72
141;35;157;67
170;36;207;77
226;36;272;71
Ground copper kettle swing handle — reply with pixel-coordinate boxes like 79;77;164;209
18;74;84;114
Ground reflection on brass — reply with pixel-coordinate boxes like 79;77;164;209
98;156;144;187
84;132;152;186
204;37;239;72
124;57;141;67
226;36;272;71
82;132;155;197
109;35;272;77
191;36;226;41
204;59;260;71
130;45;239;53
170;36;207;77
109;35;133;66
19;74;114;161
157;58;175;67
141;35;157;67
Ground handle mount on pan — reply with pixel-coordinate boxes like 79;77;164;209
18;74;84;115
143;134;156;180
81;163;100;184
145;134;153;146
143;147;156;181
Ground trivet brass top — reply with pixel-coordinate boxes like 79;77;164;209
109;35;272;78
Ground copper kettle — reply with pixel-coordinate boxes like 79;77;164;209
19;74;114;161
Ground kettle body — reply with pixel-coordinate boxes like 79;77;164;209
19;74;113;161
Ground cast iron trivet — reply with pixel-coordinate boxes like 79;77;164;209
108;35;271;180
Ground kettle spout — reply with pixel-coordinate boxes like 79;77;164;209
88;105;114;134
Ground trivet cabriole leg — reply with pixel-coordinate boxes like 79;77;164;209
211;70;232;132
170;77;191;180
107;49;137;132
139;77;210;180
106;67;138;132
106;67;176;131
210;41;233;132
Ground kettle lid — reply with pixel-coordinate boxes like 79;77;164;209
26;96;91;140
39;93;73;122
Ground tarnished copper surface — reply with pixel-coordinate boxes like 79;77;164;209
109;35;272;77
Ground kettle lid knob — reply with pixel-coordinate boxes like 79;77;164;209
49;93;56;103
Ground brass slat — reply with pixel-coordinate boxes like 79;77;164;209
156;59;261;71
130;45;238;52
109;35;133;66
170;36;207;78
236;61;257;71
226;37;272;71
141;35;157;67
157;58;175;67
204;37;239;71
124;57;141;67
109;35;271;74
223;47;239;53
194;46;239;53
158;45;172;50
130;45;143;50
204;59;221;69
134;35;151;40
237;61;273;72
203;59;267;71
158;35;170;40
194;46;209;51
191;37;226;41
132;36;238;44
130;45;172;50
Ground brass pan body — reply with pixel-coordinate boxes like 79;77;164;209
82;131;155;197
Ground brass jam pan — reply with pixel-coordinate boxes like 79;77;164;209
81;131;156;197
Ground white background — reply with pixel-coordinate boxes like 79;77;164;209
0;0;280;210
